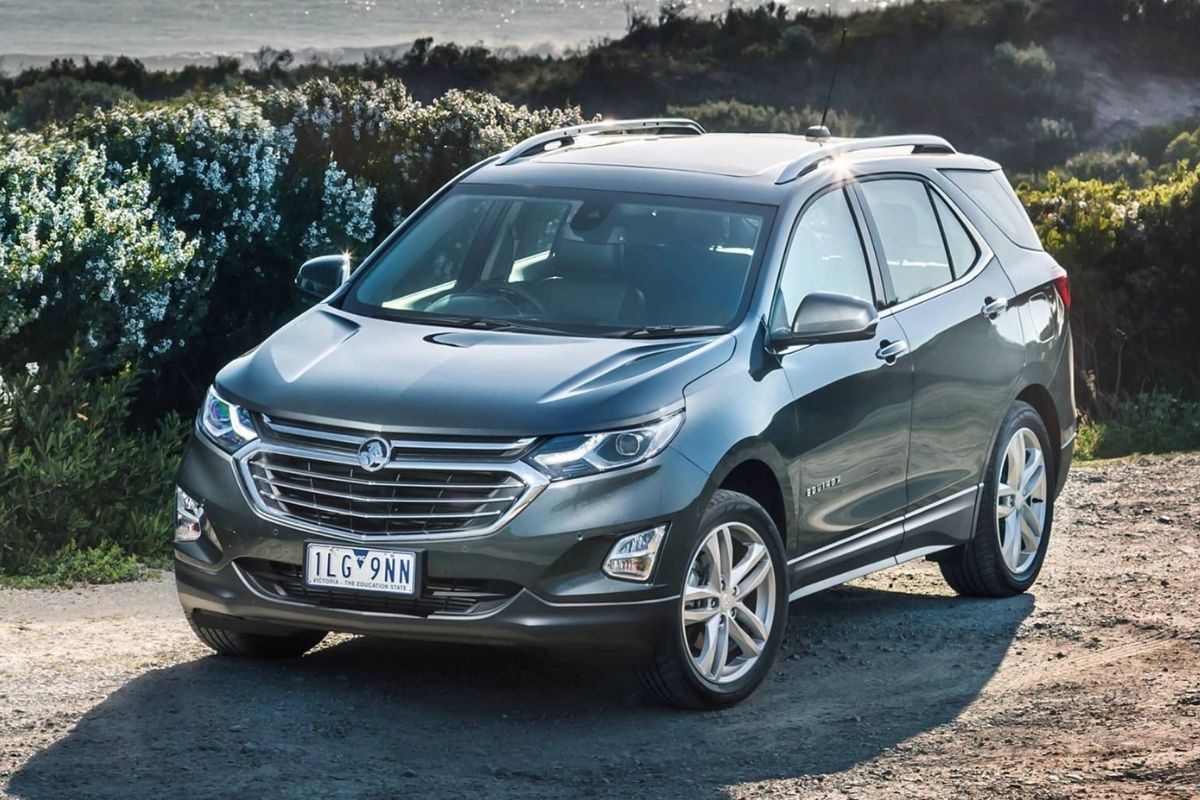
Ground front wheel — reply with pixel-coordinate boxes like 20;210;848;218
639;489;788;709
938;401;1056;597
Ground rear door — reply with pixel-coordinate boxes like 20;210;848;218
854;175;1025;552
772;184;914;587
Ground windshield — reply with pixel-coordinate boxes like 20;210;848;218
340;185;774;337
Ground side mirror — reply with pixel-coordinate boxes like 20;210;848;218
771;292;879;348
295;254;351;301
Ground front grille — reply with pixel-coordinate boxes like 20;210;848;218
239;559;518;617
245;451;529;537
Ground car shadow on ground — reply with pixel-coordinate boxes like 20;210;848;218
8;583;1033;800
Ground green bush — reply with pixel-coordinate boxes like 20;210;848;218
1062;149;1151;185
0;81;584;414
988;42;1057;92
1163;129;1200;168
0;542;145;588
0;349;185;576
1076;394;1200;460
667;99;864;137
1018;165;1200;416
9;77;137;128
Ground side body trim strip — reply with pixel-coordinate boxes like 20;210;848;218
789;543;954;601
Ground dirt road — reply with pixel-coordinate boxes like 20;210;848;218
3;454;1199;799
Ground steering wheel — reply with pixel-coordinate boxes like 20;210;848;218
478;282;548;316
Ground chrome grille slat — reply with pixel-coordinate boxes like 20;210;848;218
248;461;520;490
253;474;521;504
258;491;506;520
258;415;536;459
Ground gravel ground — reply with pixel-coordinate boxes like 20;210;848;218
2;454;1199;800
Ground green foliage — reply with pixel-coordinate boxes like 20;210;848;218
666;100;865;137
1062;149;1151;185
1075;394;1200;460
0;349;185;577
1163;129;1200;168
9;77;137;128
988;42;1057;91
0;82;584;413
1019;166;1200;416
2;0;1188;171
0;133;197;369
0;542;147;588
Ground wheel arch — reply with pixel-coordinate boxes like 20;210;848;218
1015;383;1061;474
701;441;794;551
717;460;787;547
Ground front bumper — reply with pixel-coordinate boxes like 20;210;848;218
174;433;710;653
178;558;677;653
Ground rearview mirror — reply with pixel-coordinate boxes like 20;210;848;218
295;254;351;301
772;292;879;348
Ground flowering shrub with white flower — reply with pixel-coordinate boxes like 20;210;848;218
0;134;196;365
0;80;584;385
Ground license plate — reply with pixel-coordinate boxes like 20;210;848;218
304;543;418;595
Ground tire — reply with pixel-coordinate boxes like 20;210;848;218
189;617;326;659
938;401;1056;597
639;489;788;709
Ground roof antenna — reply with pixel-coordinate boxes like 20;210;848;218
808;26;848;142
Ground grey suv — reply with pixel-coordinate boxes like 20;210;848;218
174;119;1075;708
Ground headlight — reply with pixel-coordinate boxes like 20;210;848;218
198;386;258;452
526;412;684;480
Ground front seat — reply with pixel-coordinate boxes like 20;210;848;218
529;237;645;325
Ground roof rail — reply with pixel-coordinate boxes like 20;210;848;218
775;135;956;185
496;118;706;165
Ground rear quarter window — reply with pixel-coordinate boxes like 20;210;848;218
941;169;1043;251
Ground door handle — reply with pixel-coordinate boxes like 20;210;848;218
981;296;1009;318
875;339;909;364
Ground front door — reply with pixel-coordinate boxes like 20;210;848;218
772;185;914;589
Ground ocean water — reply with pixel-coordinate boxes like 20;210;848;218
0;0;907;71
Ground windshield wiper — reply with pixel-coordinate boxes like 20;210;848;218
428;315;575;336
617;325;729;339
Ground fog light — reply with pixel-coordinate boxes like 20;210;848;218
603;525;666;582
175;487;203;542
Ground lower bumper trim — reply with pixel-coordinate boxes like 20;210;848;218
176;559;675;654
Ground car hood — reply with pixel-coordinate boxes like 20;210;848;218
216;308;736;436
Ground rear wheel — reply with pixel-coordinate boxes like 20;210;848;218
639;489;788;709
189;617;326;659
938;401;1055;597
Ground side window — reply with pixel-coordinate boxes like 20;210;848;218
775;187;874;327
859;179;953;304
942;168;1042;251
931;192;979;276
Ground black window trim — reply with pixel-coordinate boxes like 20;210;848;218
928;185;982;278
850;172;993;314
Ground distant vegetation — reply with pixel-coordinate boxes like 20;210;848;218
1;0;1200;581
4;0;1200;169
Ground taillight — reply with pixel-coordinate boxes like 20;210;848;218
1050;264;1070;312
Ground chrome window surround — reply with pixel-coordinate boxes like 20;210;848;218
231;428;549;544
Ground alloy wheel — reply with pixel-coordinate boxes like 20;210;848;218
995;427;1048;574
680;521;777;685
